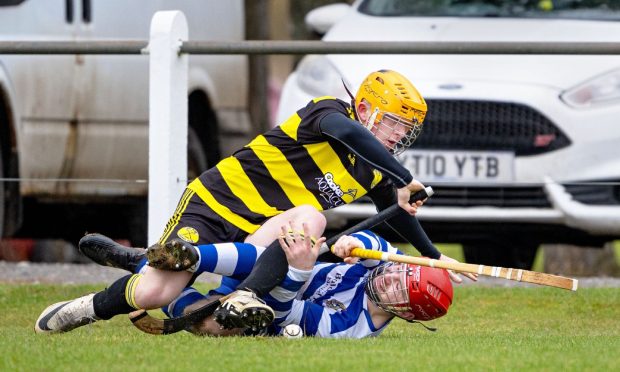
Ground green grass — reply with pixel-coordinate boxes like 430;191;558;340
2;283;618;371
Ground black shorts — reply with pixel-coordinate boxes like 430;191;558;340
157;188;250;246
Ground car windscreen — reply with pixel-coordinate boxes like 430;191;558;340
358;0;620;21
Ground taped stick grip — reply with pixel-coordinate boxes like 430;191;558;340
409;186;434;204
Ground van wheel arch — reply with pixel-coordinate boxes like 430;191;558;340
0;91;22;238
187;90;220;179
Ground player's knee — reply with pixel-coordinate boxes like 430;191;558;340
299;205;326;233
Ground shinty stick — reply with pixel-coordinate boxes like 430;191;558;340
341;247;578;291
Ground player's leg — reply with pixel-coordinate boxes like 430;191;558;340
147;239;275;336
215;205;326;329
35;189;211;334
78;233;146;273
239;204;326;295
164;288;243;337
35;264;191;334
244;204;327;247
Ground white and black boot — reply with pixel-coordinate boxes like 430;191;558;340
35;293;99;334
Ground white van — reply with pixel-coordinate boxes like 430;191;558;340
0;0;252;243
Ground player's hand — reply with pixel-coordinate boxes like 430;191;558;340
397;179;426;216
331;235;364;264
278;221;325;271
439;254;478;283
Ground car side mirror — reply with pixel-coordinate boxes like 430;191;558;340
305;3;351;36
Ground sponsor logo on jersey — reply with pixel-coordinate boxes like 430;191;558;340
316;172;358;207
324;298;347;312
348;153;356;166
177;226;199;243
370;169;382;188
308;272;343;302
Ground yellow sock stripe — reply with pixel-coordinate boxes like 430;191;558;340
216;157;280;217
303;142;367;204
158;188;195;245
187;178;261;233
246;135;322;209
125;274;143;309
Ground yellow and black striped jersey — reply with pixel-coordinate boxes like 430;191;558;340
191;97;386;234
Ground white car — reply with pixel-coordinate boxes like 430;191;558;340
276;0;620;268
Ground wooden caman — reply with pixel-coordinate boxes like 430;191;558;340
344;248;579;291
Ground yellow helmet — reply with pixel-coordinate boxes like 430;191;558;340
355;70;427;155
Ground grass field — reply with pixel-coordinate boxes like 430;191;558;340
1;283;618;371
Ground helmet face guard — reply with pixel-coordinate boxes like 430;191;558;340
365;262;453;321
365;110;424;155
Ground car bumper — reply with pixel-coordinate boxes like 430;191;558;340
325;178;620;236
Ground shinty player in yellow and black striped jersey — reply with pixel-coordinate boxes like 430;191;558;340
34;70;476;336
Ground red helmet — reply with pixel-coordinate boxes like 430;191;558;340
365;262;453;321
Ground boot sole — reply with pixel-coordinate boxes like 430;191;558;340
146;240;198;271
213;304;275;331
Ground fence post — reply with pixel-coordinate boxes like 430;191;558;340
148;11;188;245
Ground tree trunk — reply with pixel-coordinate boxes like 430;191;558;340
245;0;270;135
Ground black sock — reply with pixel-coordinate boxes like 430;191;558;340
237;240;287;297
93;274;138;320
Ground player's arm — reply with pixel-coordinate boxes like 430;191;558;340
332;230;404;268
319;112;425;214
263;222;325;324
367;182;441;259
319;113;412;187
369;182;478;282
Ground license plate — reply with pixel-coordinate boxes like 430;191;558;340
397;149;515;183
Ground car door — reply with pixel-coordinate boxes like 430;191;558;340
0;0;79;196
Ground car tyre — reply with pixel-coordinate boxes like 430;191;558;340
463;237;539;270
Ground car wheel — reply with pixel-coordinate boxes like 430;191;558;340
0;138;4;238
187;126;208;181
463;237;539;270
189;92;220;169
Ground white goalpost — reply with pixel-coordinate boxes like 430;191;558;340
147;11;188;245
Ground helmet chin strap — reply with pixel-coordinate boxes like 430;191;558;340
340;78;380;133
407;320;438;332
342;78;359;121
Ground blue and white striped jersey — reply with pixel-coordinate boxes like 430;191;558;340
165;230;402;338
264;230;403;338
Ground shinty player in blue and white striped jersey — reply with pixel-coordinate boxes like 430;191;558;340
160;223;454;338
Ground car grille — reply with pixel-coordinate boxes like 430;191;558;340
564;182;620;205
414;100;571;156
423;185;551;207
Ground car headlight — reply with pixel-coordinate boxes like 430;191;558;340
561;68;620;108
296;55;351;98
